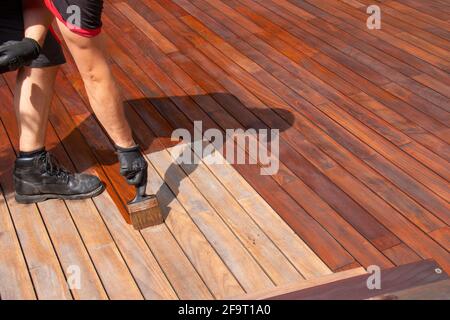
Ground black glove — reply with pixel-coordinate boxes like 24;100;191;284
0;38;41;74
116;145;148;187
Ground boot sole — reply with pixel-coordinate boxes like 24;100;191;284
15;184;105;204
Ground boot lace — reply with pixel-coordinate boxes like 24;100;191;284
40;153;71;182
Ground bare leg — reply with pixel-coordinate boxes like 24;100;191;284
12;0;57;152
22;0;53;47
55;20;135;148
14;66;58;152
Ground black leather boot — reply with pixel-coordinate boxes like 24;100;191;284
14;150;105;204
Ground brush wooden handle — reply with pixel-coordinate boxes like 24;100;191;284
128;170;148;205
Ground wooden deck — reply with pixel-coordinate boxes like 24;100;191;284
1;0;449;299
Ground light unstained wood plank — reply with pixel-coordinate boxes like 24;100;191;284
2;71;140;300
0;164;71;301
168;142;305;286
48;98;149;300
53;75;179;300
0;184;36;300
148;146;275;292
37;199;108;300
31;120;109;300
91;192;179;300
64;198;149;300
2;77;110;300
144;160;244;299
140;224;213;300
0;87;72;300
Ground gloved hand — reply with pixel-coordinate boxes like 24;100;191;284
0;38;41;74
116;145;148;187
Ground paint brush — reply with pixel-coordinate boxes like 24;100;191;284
127;172;164;230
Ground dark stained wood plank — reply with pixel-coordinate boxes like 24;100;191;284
223;0;450;203
233;267;367;300
269;260;449;300
298;0;450;84
370;279;450;300
429;227;450;252
383;244;422;266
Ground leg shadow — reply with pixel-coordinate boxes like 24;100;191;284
41;92;294;221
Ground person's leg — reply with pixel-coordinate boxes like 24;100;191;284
14;65;57;152
10;2;104;203
54;20;135;149
11;0;60;152
46;0;150;202
13;63;105;204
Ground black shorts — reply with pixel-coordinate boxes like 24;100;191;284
0;2;66;68
45;0;104;37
